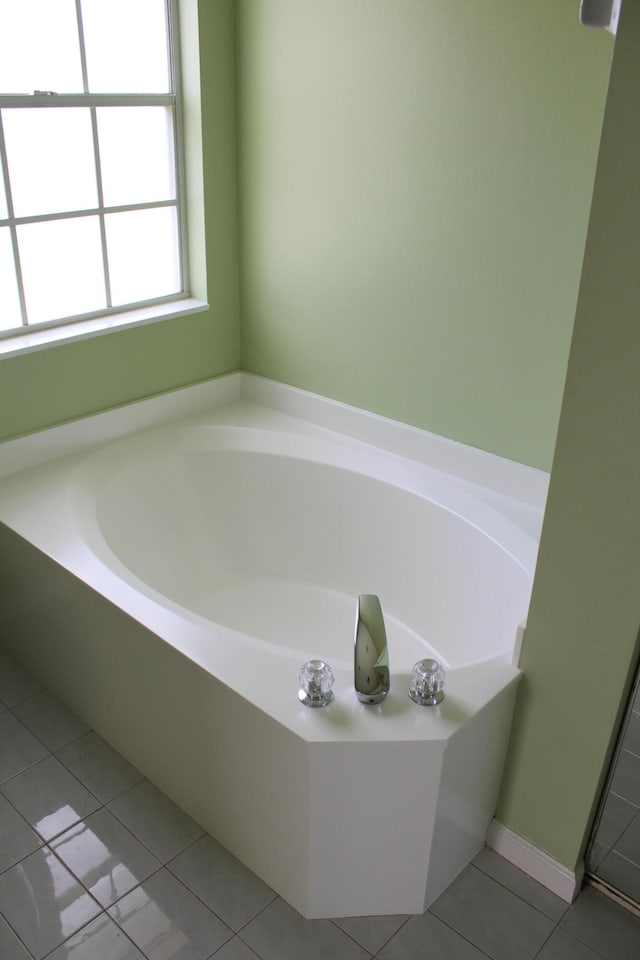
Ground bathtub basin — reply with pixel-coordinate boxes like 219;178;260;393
0;375;543;917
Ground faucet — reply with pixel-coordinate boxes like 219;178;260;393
354;594;390;704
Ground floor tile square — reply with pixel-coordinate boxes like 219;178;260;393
47;913;146;960
109;867;232;960
57;731;143;803
51;809;162;908
0;710;49;783
0;792;43;872
168;834;276;932
430;864;555;960
473;847;568;921
561;885;640;960
107;780;203;863
0;914;32;960
212;939;262;960
14;690;90;752
332;913;409;955
0;847;101;958
378;910;489;960
536;925;616;959
240;898;370;960
1;755;101;841
0;648;44;707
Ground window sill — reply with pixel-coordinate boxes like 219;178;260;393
0;298;209;358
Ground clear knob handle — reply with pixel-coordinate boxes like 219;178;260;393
298;660;335;707
409;658;445;705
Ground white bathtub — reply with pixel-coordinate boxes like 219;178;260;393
0;374;546;918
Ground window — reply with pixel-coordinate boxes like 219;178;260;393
0;0;186;339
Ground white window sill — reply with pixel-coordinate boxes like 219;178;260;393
0;298;209;358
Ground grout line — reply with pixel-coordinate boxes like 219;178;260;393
468;862;564;922
424;908;494;960
530;926;557;960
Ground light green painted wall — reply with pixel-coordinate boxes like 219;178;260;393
237;0;613;470
497;1;640;868
0;0;241;442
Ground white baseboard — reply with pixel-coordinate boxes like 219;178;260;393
487;820;584;902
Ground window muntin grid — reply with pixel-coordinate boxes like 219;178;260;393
0;0;185;336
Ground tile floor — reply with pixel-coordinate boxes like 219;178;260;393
1;643;639;960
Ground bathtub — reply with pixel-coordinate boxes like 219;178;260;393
0;374;546;918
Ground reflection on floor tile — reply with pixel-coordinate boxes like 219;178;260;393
0;914;32;960
47;913;145;960
0;847;101;958
57;731;143;803
107;780;203;863
51;809;161;908
168;834;276;932
1;755;101;841
14;689;90;753
109;867;232;960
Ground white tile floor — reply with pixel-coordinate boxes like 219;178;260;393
1;643;639;960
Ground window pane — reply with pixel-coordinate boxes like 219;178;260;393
19;217;106;324
98;107;176;207
0;228;22;330
4;109;98;218
106;207;180;306
0;0;83;94
82;0;170;93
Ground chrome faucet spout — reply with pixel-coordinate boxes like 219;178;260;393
354;594;390;704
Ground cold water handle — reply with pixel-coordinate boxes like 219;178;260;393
354;594;390;704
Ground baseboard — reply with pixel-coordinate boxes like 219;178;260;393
487;820;584;903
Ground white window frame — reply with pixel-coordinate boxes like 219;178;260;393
0;0;204;357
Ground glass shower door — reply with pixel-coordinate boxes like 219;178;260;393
586;670;640;906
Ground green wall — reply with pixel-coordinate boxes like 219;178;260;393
497;0;640;869
237;0;612;470
0;0;241;442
